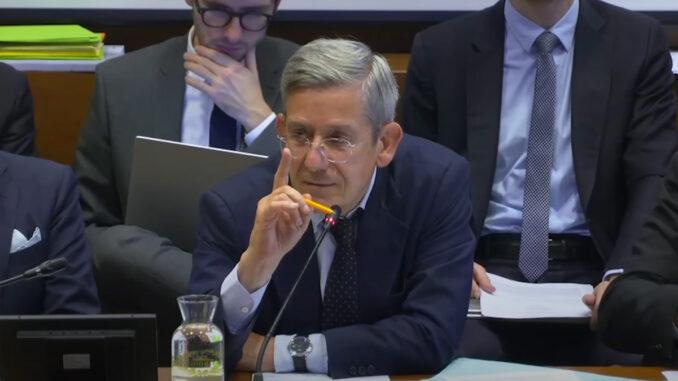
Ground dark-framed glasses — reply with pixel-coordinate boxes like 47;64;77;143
278;134;358;164
194;2;273;31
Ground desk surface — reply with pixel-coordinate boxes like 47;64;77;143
157;367;668;381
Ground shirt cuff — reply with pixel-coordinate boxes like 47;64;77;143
603;268;624;281
243;112;276;146
219;263;268;334
274;333;328;374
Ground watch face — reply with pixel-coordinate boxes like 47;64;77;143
288;335;312;357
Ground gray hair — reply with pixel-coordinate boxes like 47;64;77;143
281;38;399;140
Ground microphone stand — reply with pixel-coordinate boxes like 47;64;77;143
252;206;341;381
0;257;67;289
0;274;25;289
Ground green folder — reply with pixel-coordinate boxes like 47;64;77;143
0;25;101;44
0;25;104;60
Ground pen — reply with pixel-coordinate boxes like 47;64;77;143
304;199;334;215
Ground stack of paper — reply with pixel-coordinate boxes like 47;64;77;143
0;25;104;60
478;274;593;320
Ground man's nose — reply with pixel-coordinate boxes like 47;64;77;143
223;16;243;42
303;140;330;171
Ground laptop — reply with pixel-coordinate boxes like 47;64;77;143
125;136;267;252
0;314;157;381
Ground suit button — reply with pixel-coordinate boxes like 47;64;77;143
358;366;366;376
349;366;357;376
367;365;375;375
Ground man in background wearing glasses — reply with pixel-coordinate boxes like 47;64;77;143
190;38;475;377
74;0;297;363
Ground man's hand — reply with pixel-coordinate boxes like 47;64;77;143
471;262;496;299
184;46;273;131
582;276;617;331
236;332;275;372
238;149;312;292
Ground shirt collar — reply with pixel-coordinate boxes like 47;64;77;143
187;26;197;54
504;0;579;54
310;168;377;232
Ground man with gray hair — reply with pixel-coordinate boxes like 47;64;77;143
190;38;475;377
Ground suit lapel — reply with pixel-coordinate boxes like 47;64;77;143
256;38;283;111
354;168;408;321
0;159;17;292
271;228;322;329
154;36;187;142
571;0;609;210
466;2;506;234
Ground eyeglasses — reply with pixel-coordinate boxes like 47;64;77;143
278;134;358;164
194;1;273;31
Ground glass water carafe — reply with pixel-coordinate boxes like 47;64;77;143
171;294;224;381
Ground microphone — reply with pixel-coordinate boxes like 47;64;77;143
252;205;341;381
0;257;68;289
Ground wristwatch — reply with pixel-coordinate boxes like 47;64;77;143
287;335;312;372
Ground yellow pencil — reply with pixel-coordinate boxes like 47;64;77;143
304;199;334;215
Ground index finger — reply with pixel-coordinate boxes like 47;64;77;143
473;263;496;293
273;148;292;190
245;47;258;76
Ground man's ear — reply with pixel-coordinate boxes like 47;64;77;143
185;0;194;7
375;122;403;168
275;113;286;137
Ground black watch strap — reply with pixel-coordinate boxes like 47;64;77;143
292;355;307;372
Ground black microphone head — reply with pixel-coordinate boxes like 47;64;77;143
323;205;342;228
330;205;342;218
41;258;67;273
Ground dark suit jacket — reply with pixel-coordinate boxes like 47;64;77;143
0;151;99;314
599;152;678;365
74;35;298;305
0;63;35;156
403;0;677;273
190;135;476;378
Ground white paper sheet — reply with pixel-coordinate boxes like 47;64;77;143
479;274;593;319
427;358;643;381
262;373;388;381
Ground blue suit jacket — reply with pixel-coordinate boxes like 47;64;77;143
0;151;99;314
191;135;475;377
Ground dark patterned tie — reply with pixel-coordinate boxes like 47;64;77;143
321;214;360;330
519;31;559;283
209;105;238;150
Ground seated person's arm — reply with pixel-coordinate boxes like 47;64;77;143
598;272;678;362
75;72;192;311
43;166;100;314
0;64;35;156
602;19;677;273
598;154;678;362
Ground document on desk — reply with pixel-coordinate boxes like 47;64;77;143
261;373;388;381
427;358;642;381
479;274;593;319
